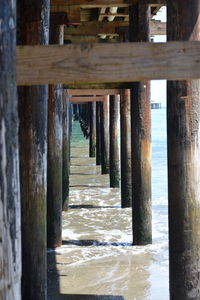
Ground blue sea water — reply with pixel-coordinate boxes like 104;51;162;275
150;107;169;299
152;108;167;205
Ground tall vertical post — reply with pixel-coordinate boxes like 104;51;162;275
0;1;21;299
69;102;73;161
110;95;120;188
89;102;96;157
129;2;152;245
120;89;132;206
63;94;70;211
96;102;102;165
167;1;200;298
80;104;89;139
100;96;110;174
17;0;49;299
47;22;64;248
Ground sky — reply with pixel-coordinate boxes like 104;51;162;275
151;6;167;107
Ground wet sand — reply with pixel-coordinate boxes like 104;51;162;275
48;120;169;300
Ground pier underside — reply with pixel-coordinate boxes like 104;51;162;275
48;120;168;300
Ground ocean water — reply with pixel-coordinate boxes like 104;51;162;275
151;108;168;299
48;108;169;300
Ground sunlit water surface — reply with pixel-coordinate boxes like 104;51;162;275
48;108;168;300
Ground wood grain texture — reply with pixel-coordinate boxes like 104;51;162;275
120;89;132;207
130;2;152;246
17;41;200;85
64;35;102;43
96;102;102;165
64;21;128;36
109;95;120;188
65;83;131;89
100;96;109;174
51;0;166;8
64;20;165;36
0;1;21;299
62;95;70;211
167;0;200;299
70;96;105;102
47;24;64;249
68;89;121;95
17;0;49;298
89;102;96;157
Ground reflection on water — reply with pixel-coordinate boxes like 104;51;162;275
48;110;169;300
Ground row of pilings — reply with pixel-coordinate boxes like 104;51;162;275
1;0;200;299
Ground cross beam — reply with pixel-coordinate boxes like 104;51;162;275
16;41;200;86
69;96;105;102
67;89;121;95
64;20;166;36
51;0;166;8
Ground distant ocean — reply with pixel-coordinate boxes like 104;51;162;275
152;107;167;207
150;107;169;299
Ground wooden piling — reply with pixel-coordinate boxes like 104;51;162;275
62;95;70;211
80;104;90;139
69;102;73;159
0;1;21;299
129;2;152;245
89;102;96;157
17;0;49;298
110;95;120;188
47;24;64;248
120;89;132;206
96;102;102;165
167;0;200;298
100;96;110;174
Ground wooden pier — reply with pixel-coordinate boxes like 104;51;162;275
1;0;200;299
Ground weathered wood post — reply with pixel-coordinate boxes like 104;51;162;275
47;19;64;248
0;1;21;299
120;89;132;206
110;95;120;188
96;102;102;165
80;104;89;138
62;93;70;211
100;96;110;174
17;0;49;298
129;2;152;245
167;0;200;298
89;102;96;157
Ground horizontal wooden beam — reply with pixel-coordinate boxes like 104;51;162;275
65;35;101;43
65;83;131;89
64;35;120;43
64;20;166;36
70;96;105;102
51;0;131;7
100;13;129;18
68;89;121;95
16;41;200;86
64;21;128;36
51;0;166;8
